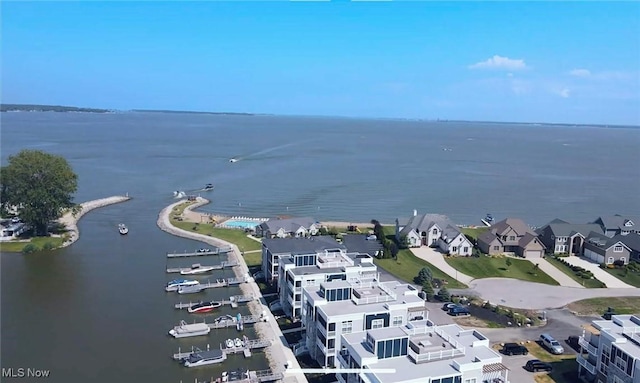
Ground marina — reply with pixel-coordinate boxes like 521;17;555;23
172;337;271;361
192;369;284;383
175;295;256;310
173;276;254;294
166;261;239;274
167;247;233;258
168;312;268;334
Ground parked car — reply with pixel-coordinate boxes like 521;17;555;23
448;306;471;316
540;333;564;354
525;359;553;372
566;335;580;351
501;343;528;356
441;302;456;311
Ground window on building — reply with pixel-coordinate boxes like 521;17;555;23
295;280;301;287
614;245;623;253
464;379;477;383
328;338;335;349
509;236;515;241
493;245;500;251
463;247;469;253
452;246;458;252
392;316;403;326
328;356;334;366
371;319;384;329
328;322;336;332
341;321;353;334
608;257;614;264
432;228;437;234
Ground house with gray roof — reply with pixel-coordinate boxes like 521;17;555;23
591;215;640;238
477;218;545;257
619;232;640;261
536;219;604;255
255;216;319;238
395;211;473;256
583;231;632;265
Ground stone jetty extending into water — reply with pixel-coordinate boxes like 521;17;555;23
58;195;132;248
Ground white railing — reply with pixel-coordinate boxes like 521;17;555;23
405;324;435;335
577;355;597;374
317;260;352;269
578;337;598;355
409;347;466;363
378;283;398;300
337;352;349;368
352;294;396;305
434;326;463;350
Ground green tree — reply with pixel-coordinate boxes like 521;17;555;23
414;267;433;285
436;286;451;302
1;150;78;235
421;282;435;301
505;257;512;269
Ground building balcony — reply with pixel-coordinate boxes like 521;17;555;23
577;355;597;375
337;351;349;368
578;337;598;355
408;347;466;364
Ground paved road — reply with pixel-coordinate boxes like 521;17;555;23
451;278;640;310
526;257;584;288
562;255;634;288
410;247;475;285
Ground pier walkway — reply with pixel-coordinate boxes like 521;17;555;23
194;369;284;383
173;277;254;294
174;295;256;309
167;247;233;258
173;338;271;360
166;260;239;273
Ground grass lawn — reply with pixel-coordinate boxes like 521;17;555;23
526;342;578;383
374;249;467;289
445;256;560;285
243;251;262;267
601;266;640;288
0;236;66;253
566;297;640;316
545;257;606;288
170;221;262;253
460;227;489;240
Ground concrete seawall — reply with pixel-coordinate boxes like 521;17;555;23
58;195;132;248
157;197;308;383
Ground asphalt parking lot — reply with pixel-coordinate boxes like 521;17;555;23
500;352;536;383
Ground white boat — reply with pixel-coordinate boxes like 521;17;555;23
229;158;238;163
173;190;186;198
225;339;234;348
178;284;205;294
168;320;210;338
165;279;199;292
180;263;215;275
203;183;214;191
118;224;129;235
234;338;243;348
183;349;226;367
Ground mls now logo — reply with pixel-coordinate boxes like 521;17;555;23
2;367;51;378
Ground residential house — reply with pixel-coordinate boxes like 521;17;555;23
300;279;428;368
261;236;344;284
395;211;473;256
255;216;319;238
577;315;640;383
584;231;633;265
592;215;640;238
536;219;604;255
619;232;640;261
341;234;384;258
477;218;545;257
337;321;509;383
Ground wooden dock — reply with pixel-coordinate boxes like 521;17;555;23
205;314;266;329
174;295;256;310
172;338;271;360
166;261;239;273
193;369;284;383
173;277;253;294
167;247;233;258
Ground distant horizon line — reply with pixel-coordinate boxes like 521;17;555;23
1;102;638;128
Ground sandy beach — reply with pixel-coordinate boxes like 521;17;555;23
157;197;308;383
57;195;132;248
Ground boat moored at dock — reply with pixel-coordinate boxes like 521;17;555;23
183;348;227;367
188;301;222;313
166;279;200;292
180;263;216;275
168;320;211;338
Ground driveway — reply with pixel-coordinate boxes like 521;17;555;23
450;278;640;310
525;257;584;288
410;247;475;285
562;256;634;288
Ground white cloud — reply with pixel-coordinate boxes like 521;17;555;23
468;55;527;71
569;69;591;77
507;73;514;77
553;87;571;98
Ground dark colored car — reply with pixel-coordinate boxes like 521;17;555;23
525;359;553;372
442;302;456;311
448;306;471;316
501;343;529;356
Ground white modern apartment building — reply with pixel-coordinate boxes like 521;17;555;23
577;314;640;383
300;279;428;368
278;247;379;319
337;321;509;383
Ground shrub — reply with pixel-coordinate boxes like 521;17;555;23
22;243;40;254
613;259;625;268
42;242;55;251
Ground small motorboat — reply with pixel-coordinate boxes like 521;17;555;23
234;338;243;348
183;349;226;367
180;263;215;275
221;370;250;382
203;183;214;191
188;301;222;314
173;190;186;198
197;248;211;253
481;214;494;227
118;224;129;235
229;158;238;163
165;279;199;292
225;339;234;348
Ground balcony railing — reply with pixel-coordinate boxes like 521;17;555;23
409;347;466;363
578;337;598;355
577;355;597;375
337;351;349;368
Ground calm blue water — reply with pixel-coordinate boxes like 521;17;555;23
1;111;639;382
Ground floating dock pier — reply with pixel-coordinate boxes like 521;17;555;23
166;261;239;273
172;277;254;294
174;295;256;310
172;338;271;361
167;247;233;258
169;313;267;334
193;369;284;383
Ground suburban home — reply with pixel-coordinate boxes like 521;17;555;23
591;215;640;237
536;219;604;255
255;216;319;238
583;231;632;265
477;218;545;257
619;232;640;261
395;211;473;256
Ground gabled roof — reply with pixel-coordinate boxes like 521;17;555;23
519;232;546;249
491;218;536;237
341;234;383;256
398;213;457;237
259;217;317;233
262;236;345;255
538;221;604;237
586;231;632;252
614;232;640;252
592;215;640;231
441;225;465;244
478;230;502;246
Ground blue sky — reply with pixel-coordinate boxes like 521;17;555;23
2;2;639;125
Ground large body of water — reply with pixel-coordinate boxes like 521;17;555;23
1;112;639;382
